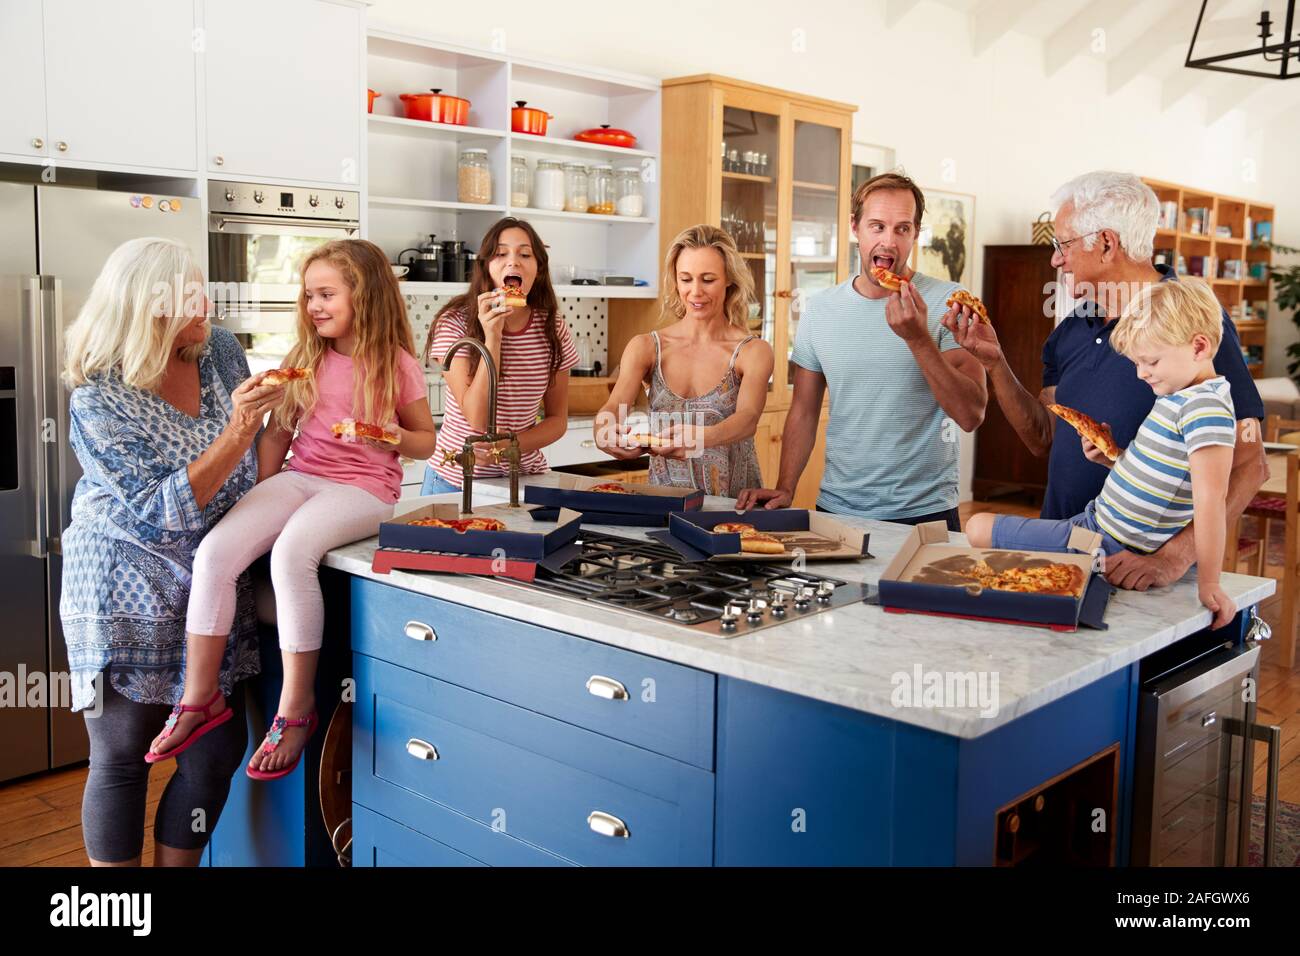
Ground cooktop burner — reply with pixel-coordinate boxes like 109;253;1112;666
496;530;868;638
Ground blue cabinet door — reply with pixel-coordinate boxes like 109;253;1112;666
352;804;486;867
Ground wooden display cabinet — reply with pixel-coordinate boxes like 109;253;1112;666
609;75;856;505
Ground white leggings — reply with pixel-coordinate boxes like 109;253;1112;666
188;471;393;652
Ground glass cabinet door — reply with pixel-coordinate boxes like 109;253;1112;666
786;114;845;391
720;102;781;394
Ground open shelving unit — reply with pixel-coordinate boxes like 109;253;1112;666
1143;176;1276;378
364;28;660;300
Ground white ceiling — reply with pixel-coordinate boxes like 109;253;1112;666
887;0;1300;128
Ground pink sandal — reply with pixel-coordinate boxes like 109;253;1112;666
144;689;232;764
246;711;318;781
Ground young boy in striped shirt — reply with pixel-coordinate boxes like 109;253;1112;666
966;278;1238;627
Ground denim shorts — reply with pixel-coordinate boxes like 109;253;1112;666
420;465;461;496
990;499;1129;557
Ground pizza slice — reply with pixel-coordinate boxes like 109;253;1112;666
986;563;1086;597
713;522;785;555
495;286;527;309
945;290;990;325
408;516;507;532
263;367;313;386
627;432;672;448
869;265;905;292
589;482;632;494
330;420;400;445
1046;404;1121;461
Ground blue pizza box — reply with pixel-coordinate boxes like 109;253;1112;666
658;508;870;562
378;502;581;560
524;472;704;516
876;521;1109;630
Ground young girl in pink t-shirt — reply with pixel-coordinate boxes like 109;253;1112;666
146;239;436;778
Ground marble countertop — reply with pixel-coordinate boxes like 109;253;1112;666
324;475;1275;739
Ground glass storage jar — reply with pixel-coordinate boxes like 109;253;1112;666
563;163;589;213
588;163;614;215
457;148;492;204
510;155;530;208
532;160;565;211
614;165;644;218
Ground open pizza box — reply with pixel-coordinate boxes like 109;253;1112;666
875;521;1114;631
523;473;704;525
377;502;582;561
648;508;871;563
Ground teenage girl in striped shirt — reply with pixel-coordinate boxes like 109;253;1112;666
422;218;578;493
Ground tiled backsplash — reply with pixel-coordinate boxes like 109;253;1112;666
407;295;608;370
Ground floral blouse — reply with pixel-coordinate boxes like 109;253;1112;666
60;327;260;712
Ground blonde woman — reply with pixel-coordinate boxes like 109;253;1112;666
61;237;284;866
595;224;773;497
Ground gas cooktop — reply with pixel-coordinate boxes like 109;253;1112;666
495;530;868;638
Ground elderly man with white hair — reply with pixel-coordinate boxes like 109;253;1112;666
947;170;1266;591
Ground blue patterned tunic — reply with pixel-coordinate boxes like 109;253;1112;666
60;327;260;712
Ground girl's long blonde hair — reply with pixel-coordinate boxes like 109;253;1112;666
274;239;416;433
659;224;756;330
63;237;207;390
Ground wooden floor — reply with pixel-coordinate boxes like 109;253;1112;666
2;497;1297;867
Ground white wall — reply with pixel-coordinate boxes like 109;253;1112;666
368;0;1294;499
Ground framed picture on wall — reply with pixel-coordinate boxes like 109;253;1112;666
910;189;975;289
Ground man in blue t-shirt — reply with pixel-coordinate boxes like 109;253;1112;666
945;170;1266;590
737;172;988;529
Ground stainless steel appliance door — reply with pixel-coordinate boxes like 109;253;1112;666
208;214;358;306
0;182;53;781
37;184;206;768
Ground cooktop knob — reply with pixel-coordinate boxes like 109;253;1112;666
746;598;765;623
794;587;813;609
816;581;835;603
770;592;789;617
720;604;742;631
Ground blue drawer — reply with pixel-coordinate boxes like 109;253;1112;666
352;804;485;867
354;653;714;866
352;577;715;770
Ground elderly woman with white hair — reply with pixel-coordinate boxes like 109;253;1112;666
945;170;1266;592
60;236;284;866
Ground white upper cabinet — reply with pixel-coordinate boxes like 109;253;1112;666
0;0;49;160
42;0;197;172
203;0;363;185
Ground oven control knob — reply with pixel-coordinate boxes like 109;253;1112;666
794;587;813;609
746;598;765;623
224;189;235;202
253;190;265;204
720;604;742;631
334;195;345;209
309;194;320;207
816;581;835;604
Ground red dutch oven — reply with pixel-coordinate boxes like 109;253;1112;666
400;89;471;125
511;101;552;136
574;124;638;149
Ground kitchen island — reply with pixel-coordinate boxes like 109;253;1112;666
210;475;1274;867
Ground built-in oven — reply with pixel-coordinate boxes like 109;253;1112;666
207;179;360;372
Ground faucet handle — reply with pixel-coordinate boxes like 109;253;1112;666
440;448;461;467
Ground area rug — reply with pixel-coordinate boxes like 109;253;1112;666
1247;797;1300;866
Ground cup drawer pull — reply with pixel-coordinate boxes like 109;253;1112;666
587;810;629;839
406;738;439;761
1202;712;1217;727
405;620;437;642
585;675;629;701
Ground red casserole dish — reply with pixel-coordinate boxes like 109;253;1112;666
511;101;552;136
400;89;470;125
574;125;638;149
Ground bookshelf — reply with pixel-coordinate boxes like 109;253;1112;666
1142;176;1275;378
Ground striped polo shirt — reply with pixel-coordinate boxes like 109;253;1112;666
1095;376;1236;553
790;273;964;519
428;308;578;483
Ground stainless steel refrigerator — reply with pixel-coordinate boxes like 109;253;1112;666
0;182;204;782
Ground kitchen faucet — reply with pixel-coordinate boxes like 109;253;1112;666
439;337;522;512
